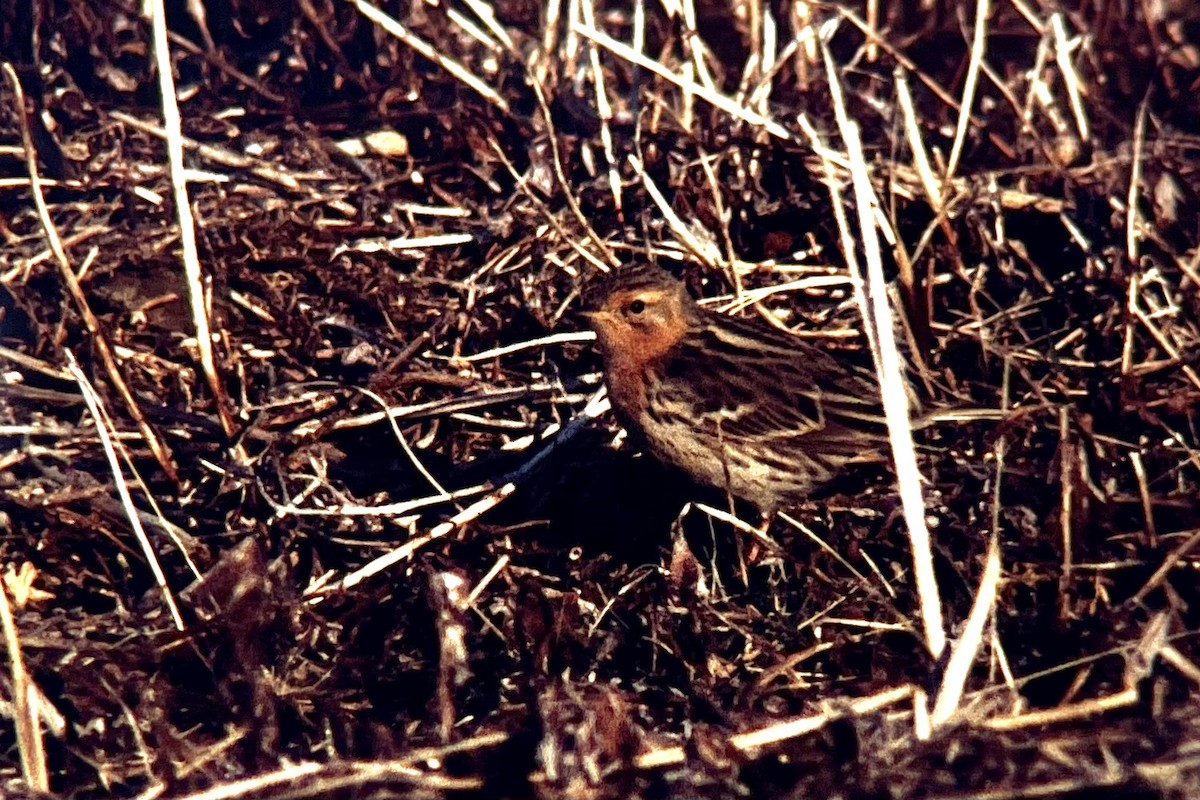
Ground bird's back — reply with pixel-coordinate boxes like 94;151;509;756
637;308;889;510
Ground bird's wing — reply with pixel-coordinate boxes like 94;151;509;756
656;314;887;453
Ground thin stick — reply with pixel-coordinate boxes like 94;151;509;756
895;67;943;209
573;23;793;140
108;111;302;191
982;687;1139;731
1127;528;1200;607
0;573;47;791
578;0;623;217
931;539;1001;725
148;0;237;439
943;0;989;188
350;0;509;113
629;155;722;266
1126;91;1149;263
441;331;595;363
815;33;946;658
1;62;180;485
305;390;610;599
1057;406;1074;618
307;483;517;599
1049;13;1090;141
635;684;913;768
130;743;507;800
1129;451;1157;548
65;351;186;631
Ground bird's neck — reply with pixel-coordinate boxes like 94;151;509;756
602;345;669;423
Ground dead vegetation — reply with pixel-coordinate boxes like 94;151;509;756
0;0;1199;797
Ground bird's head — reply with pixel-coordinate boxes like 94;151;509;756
581;267;699;365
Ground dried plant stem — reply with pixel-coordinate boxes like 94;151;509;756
815;33;947;660
66;351;186;631
1;61;180;485
636;684;914;768
0;575;47;791
350;0;509;113
943;0;989;187
148;0;238;441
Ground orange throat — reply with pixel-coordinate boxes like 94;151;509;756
602;352;654;423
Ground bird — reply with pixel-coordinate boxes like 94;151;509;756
580;265;891;514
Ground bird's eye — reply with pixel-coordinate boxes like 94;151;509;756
628;299;646;315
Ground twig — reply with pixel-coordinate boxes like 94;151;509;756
438;331;595;363
814;28;946;660
349;0;510;114
1127;528;1200;607
65;351;186;631
1127;91;1149;263
578;0;623;218
305;483;516;600
943;0;989;190
108;111;303;191
1049;13;1090;141
1058;405;1075;618
931;539;1001;725
629;154;722;267
147;0;238;439
635;684;914;768
304;390;609;599
0;569;47;791
573;23;793;140
1;61;180;484
1128;451;1157;548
